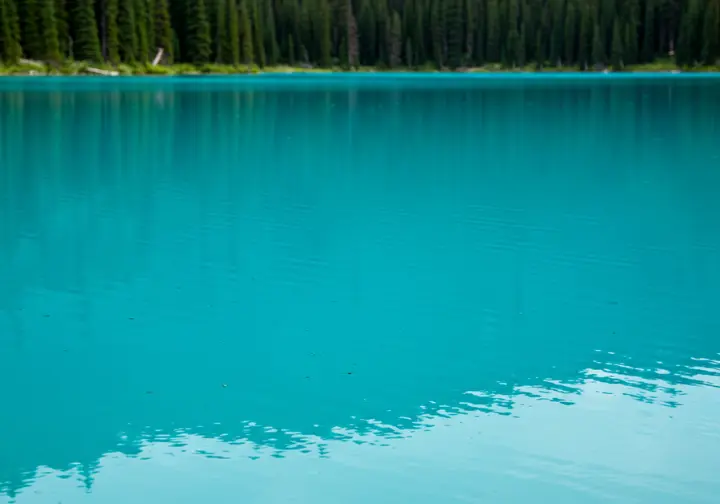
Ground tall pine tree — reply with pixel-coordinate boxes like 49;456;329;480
228;0;240;64
55;0;69;56
118;0;137;62
154;0;173;62
187;0;212;63
0;0;22;63
702;0;719;64
239;0;253;64
40;0;61;61
611;17;623;68
21;0;42;58
73;0;102;61
135;0;149;62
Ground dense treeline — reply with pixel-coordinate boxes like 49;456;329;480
0;0;718;69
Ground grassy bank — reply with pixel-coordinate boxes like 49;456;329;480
1;59;719;76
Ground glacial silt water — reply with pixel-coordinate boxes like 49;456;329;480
1;75;719;504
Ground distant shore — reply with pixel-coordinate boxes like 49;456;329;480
2;59;719;77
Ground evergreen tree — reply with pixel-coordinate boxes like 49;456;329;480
135;0;149;61
8;0;21;60
535;25;545;67
154;0;173;62
288;33;295;64
319;0;331;67
252;0;266;66
0;0;22;63
486;0;500;61
564;0;577;64
577;2;591;68
106;0;120;63
347;0;359;66
600;0;614;55
676;3;692;65
389;9;402;67
446;0;463;67
55;0;69;56
702;0;719;64
358;0;376;64
118;0;137;62
592;22;604;65
464;0;475;63
21;0;42;58
623;0;639;64
475;0;485;64
506;0;519;65
642;0;655;62
228;0;240;64
299;0;312;61
431;0;444;66
0;0;715;69
517;22;526;65
239;0;253;64
73;0;102;61
216;0;228;61
40;0;61;60
146;0;154;53
264;0;279;65
414;0;426;63
549;0;564;65
375;0;389;65
187;0;212;63
624;20;638;64
611;17;623;69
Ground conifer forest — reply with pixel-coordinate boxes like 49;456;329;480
0;0;718;70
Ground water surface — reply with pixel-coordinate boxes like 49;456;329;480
1;75;719;504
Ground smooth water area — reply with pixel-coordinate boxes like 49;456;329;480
1;75;719;504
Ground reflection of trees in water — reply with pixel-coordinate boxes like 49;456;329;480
1;79;719;496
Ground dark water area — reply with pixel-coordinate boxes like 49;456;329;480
1;75;719;503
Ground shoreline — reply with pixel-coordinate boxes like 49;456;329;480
2;60;720;77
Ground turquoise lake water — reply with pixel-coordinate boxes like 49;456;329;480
1;74;719;503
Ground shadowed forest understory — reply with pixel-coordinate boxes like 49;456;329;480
0;0;719;71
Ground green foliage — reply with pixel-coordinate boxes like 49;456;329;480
288;34;295;65
318;0;331;67
55;0;68;56
227;0;240;65
239;0;253;64
72;0;102;62
106;0;120;64
1;0;718;72
577;2;591;68
187;0;212;63
642;0;654;62
21;0;42;59
564;0;576;64
446;0;463;68
118;0;137;63
263;0;278;65
702;0;719;64
135;0;150;62
216;0;228;62
154;0;173;62
252;0;266;67
611;18;623;69
389;10;402;67
39;0;61;61
0;0;22;63
592;23;604;66
486;0;500;62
